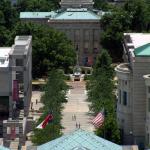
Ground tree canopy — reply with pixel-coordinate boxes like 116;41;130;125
100;0;150;61
87;50;120;143
9;22;76;78
15;0;59;12
32;69;68;144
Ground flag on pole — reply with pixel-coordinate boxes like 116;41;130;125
92;109;104;128
36;113;53;129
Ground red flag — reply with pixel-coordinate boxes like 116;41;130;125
92;110;104;128
36;114;53;129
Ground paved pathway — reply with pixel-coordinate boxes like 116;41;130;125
61;81;94;134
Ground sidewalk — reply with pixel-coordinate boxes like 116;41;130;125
61;81;94;134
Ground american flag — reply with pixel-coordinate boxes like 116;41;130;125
92;110;104;128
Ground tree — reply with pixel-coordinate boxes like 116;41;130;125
15;0;59;12
0;0;18;46
32;69;68;144
100;8;131;61
124;0;150;31
87;50;120;143
9;22;76;78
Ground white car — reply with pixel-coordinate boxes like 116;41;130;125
74;72;81;81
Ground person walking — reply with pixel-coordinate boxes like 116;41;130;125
76;122;78;128
78;122;80;129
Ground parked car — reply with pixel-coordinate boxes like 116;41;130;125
74;72;81;81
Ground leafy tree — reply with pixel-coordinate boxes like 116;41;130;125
94;0;109;10
100;0;150;62
0;0;18;29
32;70;68;145
9;22;76;78
87;50;120;143
124;0;150;31
0;0;18;46
100;8;131;61
16;0;59;12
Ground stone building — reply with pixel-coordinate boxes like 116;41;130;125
60;0;94;8
0;36;32;147
115;33;150;148
20;0;104;66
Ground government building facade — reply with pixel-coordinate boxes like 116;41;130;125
20;0;104;67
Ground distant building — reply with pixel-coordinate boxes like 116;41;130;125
60;0;94;8
115;33;150;148
0;36;32;147
10;0;16;5
20;0;104;67
27;129;138;150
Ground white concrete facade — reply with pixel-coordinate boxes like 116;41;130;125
0;36;32;147
115;33;150;148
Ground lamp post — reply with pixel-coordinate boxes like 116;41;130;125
76;44;79;67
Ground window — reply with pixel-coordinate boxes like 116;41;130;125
147;133;149;145
119;90;121;104
125;80;127;85
93;42;99;53
16;127;19;134
84;42;89;53
148;86;150;93
75;30;80;41
94;30;99;40
16;59;23;66
148;98;150;112
7;127;11;134
83;57;88;66
84;30;90;41
123;91;127;106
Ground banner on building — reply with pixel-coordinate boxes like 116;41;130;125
13;80;19;101
10;126;16;140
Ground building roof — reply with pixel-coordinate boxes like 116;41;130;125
128;33;150;49
20;12;56;19
54;8;100;20
134;43;150;57
37;129;122;150
20;8;102;20
60;0;94;8
0;47;11;67
0;146;10;150
124;33;150;57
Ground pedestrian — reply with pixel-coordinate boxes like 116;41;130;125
31;102;33;109
74;114;76;121
76;122;78;128
36;99;38;104
78;122;80;129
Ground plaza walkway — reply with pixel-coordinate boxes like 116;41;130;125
61;81;94;134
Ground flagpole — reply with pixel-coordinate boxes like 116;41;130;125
103;108;105;139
